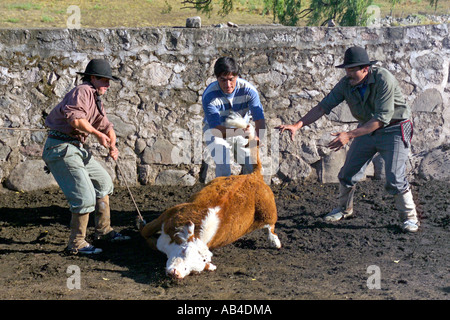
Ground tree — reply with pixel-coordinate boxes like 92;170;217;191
429;0;439;11
263;0;304;26
181;0;233;16
307;0;373;26
182;0;375;26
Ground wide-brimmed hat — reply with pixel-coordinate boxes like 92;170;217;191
77;59;119;81
336;46;378;68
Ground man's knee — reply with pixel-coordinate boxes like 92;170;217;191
69;192;97;214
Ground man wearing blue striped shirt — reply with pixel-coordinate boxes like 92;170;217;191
202;57;265;177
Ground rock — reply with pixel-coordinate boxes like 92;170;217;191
317;149;347;183
279;154;313;181
155;170;196;186
328;102;357;123
107;114;136;138
0;144;11;161
115;158;138;186
186;16;201;28
419;145;450;181
141;139;174;165
140;63;172;87
137;164;159;185
411;88;443;112
327;19;336;27
5;160;58;192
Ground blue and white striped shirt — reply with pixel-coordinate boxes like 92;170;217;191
202;78;264;129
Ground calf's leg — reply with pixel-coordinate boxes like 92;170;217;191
264;224;281;249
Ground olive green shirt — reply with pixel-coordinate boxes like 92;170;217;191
318;67;410;125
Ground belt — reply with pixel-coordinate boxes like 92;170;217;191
386;119;407;127
48;130;82;147
372;119;408;135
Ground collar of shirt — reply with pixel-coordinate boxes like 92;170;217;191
83;81;104;116
351;70;373;99
221;85;238;100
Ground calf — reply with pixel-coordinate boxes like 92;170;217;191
140;113;281;279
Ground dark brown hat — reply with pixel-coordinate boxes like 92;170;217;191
336;46;378;68
77;59;119;81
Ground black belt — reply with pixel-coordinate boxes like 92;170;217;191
386;119;407;127
47;130;82;147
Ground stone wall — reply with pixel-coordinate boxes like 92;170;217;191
0;24;449;191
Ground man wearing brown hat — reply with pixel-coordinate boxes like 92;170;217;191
42;59;130;255
277;46;420;233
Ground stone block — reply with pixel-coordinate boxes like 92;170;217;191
317;149;347;183
419;144;450;181
155;169;196;186
6;160;58;192
411;88;443;112
186;17;201;28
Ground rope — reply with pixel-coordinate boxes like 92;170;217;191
115;159;145;223
0;127;48;132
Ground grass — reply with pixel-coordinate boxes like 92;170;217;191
0;0;448;28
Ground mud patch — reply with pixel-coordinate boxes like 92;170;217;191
0;179;449;300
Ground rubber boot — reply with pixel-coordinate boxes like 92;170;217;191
395;189;420;233
324;184;356;222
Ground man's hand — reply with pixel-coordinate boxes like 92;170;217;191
96;132;111;149
327;118;384;151
276;122;302;141
109;145;119;161
328;132;351;151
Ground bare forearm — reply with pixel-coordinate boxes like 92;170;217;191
70;119;102;137
328;117;385;151
276;105;325;141
295;105;326;129
70;118;111;148
106;128;117;147
347;118;384;139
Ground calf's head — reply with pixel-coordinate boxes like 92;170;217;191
162;222;213;279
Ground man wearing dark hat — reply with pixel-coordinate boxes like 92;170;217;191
42;59;130;255
277;46;419;233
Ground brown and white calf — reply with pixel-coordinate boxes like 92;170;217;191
140;113;281;279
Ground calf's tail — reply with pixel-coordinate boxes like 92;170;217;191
224;111;262;175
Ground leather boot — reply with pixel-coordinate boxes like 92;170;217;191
94;195;114;238
94;196;130;242
395;189;419;232
324;184;356;222
68;212;90;250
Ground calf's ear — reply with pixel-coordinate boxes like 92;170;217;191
176;221;195;242
187;221;195;237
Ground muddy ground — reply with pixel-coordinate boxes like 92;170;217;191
0;177;448;304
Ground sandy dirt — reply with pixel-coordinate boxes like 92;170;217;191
0;178;449;302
